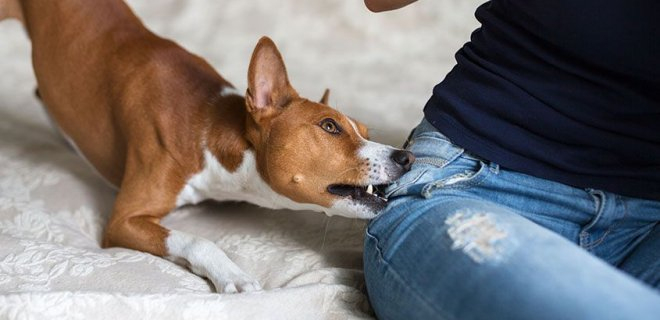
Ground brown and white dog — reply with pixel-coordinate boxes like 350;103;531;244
0;0;413;293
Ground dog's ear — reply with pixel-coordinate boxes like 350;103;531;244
319;88;330;105
246;36;298;122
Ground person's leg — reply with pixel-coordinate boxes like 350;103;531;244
618;222;660;288
364;119;660;320
365;195;660;320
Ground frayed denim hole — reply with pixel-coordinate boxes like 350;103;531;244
445;210;513;265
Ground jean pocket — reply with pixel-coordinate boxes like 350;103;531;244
386;155;491;199
418;159;491;198
384;167;431;198
407;133;463;162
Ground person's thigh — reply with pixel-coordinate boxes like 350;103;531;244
364;194;660;320
618;222;660;288
364;119;660;319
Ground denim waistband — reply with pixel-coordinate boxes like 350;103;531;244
405;118;467;169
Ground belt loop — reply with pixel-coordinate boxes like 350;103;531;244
489;162;500;174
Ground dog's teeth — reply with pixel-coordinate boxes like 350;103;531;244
366;185;374;195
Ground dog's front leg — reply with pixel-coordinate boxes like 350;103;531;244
102;156;261;293
166;230;262;293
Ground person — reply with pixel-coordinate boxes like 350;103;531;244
361;0;660;319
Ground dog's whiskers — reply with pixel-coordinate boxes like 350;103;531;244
336;166;362;180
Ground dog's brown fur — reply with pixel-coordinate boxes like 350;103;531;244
2;0;381;260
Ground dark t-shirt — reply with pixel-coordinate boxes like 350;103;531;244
424;0;660;200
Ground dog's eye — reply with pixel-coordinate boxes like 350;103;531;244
319;118;341;134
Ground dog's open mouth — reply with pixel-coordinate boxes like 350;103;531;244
327;183;388;205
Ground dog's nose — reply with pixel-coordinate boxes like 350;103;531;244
391;150;415;171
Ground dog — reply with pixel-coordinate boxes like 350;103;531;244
0;0;414;293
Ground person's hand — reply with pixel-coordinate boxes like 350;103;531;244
364;0;418;12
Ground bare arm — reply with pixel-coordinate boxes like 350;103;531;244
364;0;418;12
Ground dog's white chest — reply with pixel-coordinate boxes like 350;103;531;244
176;150;258;206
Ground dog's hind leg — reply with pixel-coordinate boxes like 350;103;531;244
0;0;23;22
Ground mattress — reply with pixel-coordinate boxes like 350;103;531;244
0;1;479;318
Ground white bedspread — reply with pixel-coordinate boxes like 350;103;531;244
0;1;479;318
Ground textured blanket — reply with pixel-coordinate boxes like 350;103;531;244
0;0;479;318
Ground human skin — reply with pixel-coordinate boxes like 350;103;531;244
363;0;418;12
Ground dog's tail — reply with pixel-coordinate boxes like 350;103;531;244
0;0;23;23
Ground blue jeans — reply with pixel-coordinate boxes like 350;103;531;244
364;119;660;320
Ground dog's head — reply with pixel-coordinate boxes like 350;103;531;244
244;37;413;219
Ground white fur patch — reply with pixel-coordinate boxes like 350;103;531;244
176;149;369;218
358;141;398;184
327;198;376;219
165;230;261;293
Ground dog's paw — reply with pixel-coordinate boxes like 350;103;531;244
210;272;263;293
165;231;263;294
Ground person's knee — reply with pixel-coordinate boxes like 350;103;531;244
364;198;539;318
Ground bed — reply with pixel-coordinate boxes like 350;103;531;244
0;1;479;318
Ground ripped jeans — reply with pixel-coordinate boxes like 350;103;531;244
364;118;660;320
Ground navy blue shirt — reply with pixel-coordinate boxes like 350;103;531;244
424;0;660;200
